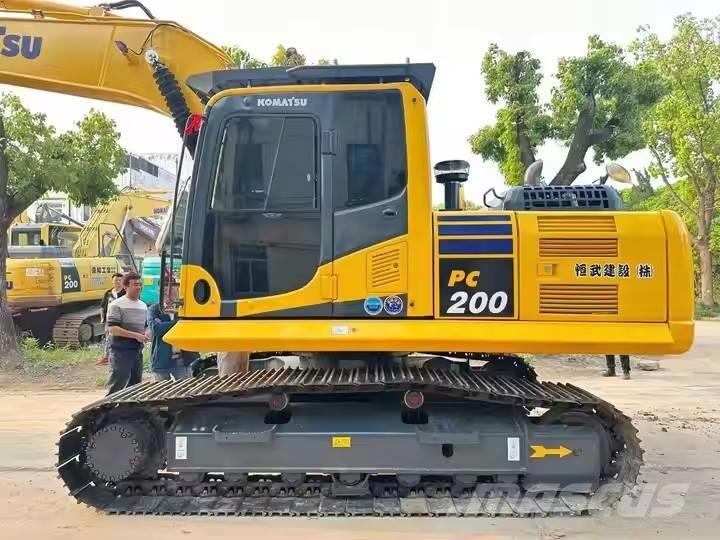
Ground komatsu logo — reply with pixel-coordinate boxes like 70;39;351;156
0;27;42;59
256;97;308;107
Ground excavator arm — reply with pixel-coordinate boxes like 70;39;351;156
72;187;169;258
0;0;232;137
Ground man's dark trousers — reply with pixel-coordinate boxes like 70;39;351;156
107;347;143;395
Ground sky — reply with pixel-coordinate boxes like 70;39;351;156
1;0;718;204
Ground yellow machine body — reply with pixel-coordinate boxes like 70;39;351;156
163;83;694;355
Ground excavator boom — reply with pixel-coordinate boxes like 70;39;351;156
0;0;231;133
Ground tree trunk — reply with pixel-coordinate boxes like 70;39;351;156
516;125;536;170
0;223;19;362
697;239;715;307
550;95;617;186
0;112;20;363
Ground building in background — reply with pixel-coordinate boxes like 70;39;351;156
25;152;181;223
21;153;183;262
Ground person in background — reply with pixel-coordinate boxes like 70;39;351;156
106;272;149;395
146;302;199;381
97;272;126;366
604;354;631;380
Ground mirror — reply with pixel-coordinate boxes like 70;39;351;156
605;162;632;184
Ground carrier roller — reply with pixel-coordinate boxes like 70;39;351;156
56;363;642;517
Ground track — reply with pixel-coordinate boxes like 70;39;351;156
56;366;643;517
53;305;102;347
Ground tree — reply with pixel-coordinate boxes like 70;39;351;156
468;46;551;185
222;46;267;69
0;95;126;357
470;37;664;186
633;15;720;306
271;45;306;67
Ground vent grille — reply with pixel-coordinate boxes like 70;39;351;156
537;215;617;233
539;284;618;315
539;238;618;257
370;248;401;289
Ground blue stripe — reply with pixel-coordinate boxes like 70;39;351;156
437;214;511;222
438;224;513;236
439;239;513;255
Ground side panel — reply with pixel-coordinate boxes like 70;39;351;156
517;212;667;322
6;256;118;311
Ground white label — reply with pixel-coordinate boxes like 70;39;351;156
507;437;520;462
25;267;44;277
175;436;187;460
332;325;350;336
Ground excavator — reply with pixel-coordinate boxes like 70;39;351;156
6;188;169;346
0;0;694;517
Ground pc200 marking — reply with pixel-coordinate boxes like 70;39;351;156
439;258;514;318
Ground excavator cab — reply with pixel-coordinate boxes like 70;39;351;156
176;65;435;324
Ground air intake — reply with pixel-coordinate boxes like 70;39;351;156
502;185;623;211
539;284;618;315
537;215;617;233
369;248;402;290
539;238;618;257
537;214;617;233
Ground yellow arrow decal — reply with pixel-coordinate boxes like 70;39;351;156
529;445;573;459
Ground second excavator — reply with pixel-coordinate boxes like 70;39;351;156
6;188;169;346
0;0;694;518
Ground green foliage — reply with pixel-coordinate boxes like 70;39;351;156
635;16;720;184
469;46;551;186
471;37;664;185
19;336;99;372
1;94;124;218
221;44;334;69
18;336;151;375
221;46;266;68
633;15;720;305
271;45;306;67
695;303;720;319
551;35;665;164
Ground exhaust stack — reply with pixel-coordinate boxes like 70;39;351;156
434;160;469;211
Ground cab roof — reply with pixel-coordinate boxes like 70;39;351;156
187;63;436;103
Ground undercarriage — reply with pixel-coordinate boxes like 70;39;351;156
57;356;643;517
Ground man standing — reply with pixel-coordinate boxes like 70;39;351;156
106;271;149;395
147;302;199;381
604;354;631;380
97;272;125;365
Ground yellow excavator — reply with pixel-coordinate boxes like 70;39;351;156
6;188;169;346
0;0;694;518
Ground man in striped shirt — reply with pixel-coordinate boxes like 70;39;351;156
106;271;149;395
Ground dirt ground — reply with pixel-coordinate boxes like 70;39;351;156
0;322;718;539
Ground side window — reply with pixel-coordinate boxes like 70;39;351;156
334;92;407;209
211;116;317;211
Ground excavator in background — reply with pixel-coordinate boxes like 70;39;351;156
0;0;695;518
6;188;169;346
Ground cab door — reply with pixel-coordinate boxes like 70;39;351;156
182;93;333;318
331;90;410;317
